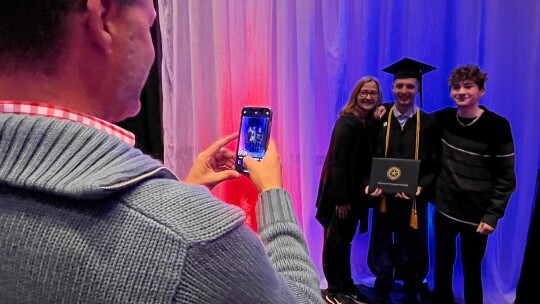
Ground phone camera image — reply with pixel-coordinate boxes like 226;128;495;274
235;107;272;173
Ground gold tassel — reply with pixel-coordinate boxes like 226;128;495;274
380;196;387;213
410;199;418;229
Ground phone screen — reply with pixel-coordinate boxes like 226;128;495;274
235;107;272;173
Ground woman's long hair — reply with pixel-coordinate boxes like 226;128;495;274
338;76;382;120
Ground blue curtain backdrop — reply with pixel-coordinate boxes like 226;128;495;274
158;0;540;302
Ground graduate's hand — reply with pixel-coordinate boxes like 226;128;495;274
336;203;351;219
184;133;241;190
395;186;422;200
396;192;410;199
477;222;495;235
366;186;383;197
375;105;386;119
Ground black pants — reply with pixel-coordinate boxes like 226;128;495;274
368;198;429;300
433;211;488;304
322;210;359;294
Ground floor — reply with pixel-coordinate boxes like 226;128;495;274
321;282;433;304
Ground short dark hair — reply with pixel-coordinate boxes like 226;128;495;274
448;64;488;90
0;0;139;74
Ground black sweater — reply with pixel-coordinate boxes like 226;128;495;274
433;106;516;228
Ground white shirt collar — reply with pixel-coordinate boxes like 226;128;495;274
392;104;418;119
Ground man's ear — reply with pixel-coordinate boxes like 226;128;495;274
85;0;117;53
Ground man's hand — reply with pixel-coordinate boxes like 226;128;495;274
243;140;283;193
477;222;495;235
365;185;383;197
184;133;241;190
336;203;351;219
374;105;387;119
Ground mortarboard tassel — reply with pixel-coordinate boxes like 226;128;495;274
410;199;418;229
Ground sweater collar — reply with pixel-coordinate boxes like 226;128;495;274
0;101;135;147
0;114;175;199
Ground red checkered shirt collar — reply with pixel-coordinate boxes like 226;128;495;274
0;101;135;147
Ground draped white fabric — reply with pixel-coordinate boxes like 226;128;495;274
158;1;540;302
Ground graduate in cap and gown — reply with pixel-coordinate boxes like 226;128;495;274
367;58;441;303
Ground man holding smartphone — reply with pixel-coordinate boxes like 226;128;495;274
0;1;322;303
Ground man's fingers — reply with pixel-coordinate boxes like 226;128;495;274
219;159;236;170
263;140;278;159
215;152;235;165
477;222;494;235
477;223;484;233
396;192;410;200
214;170;241;183
370;188;383;197
201;133;238;157
243;156;255;169
244;140;278;170
218;149;236;160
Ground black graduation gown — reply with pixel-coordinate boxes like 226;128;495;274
315;114;378;233
368;104;440;288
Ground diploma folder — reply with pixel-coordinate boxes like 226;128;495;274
369;157;420;197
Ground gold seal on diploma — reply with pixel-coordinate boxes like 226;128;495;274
387;166;401;180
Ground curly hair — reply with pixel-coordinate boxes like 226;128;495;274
448;64;488;90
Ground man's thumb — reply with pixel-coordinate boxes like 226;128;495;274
243;156;255;170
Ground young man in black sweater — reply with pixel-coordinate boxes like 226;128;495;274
432;64;516;304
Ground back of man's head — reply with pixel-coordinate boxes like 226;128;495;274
0;0;139;74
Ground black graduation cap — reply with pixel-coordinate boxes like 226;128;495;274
382;57;436;107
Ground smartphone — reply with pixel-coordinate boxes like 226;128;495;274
235;106;273;173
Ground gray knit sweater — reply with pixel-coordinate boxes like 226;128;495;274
0;114;322;303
